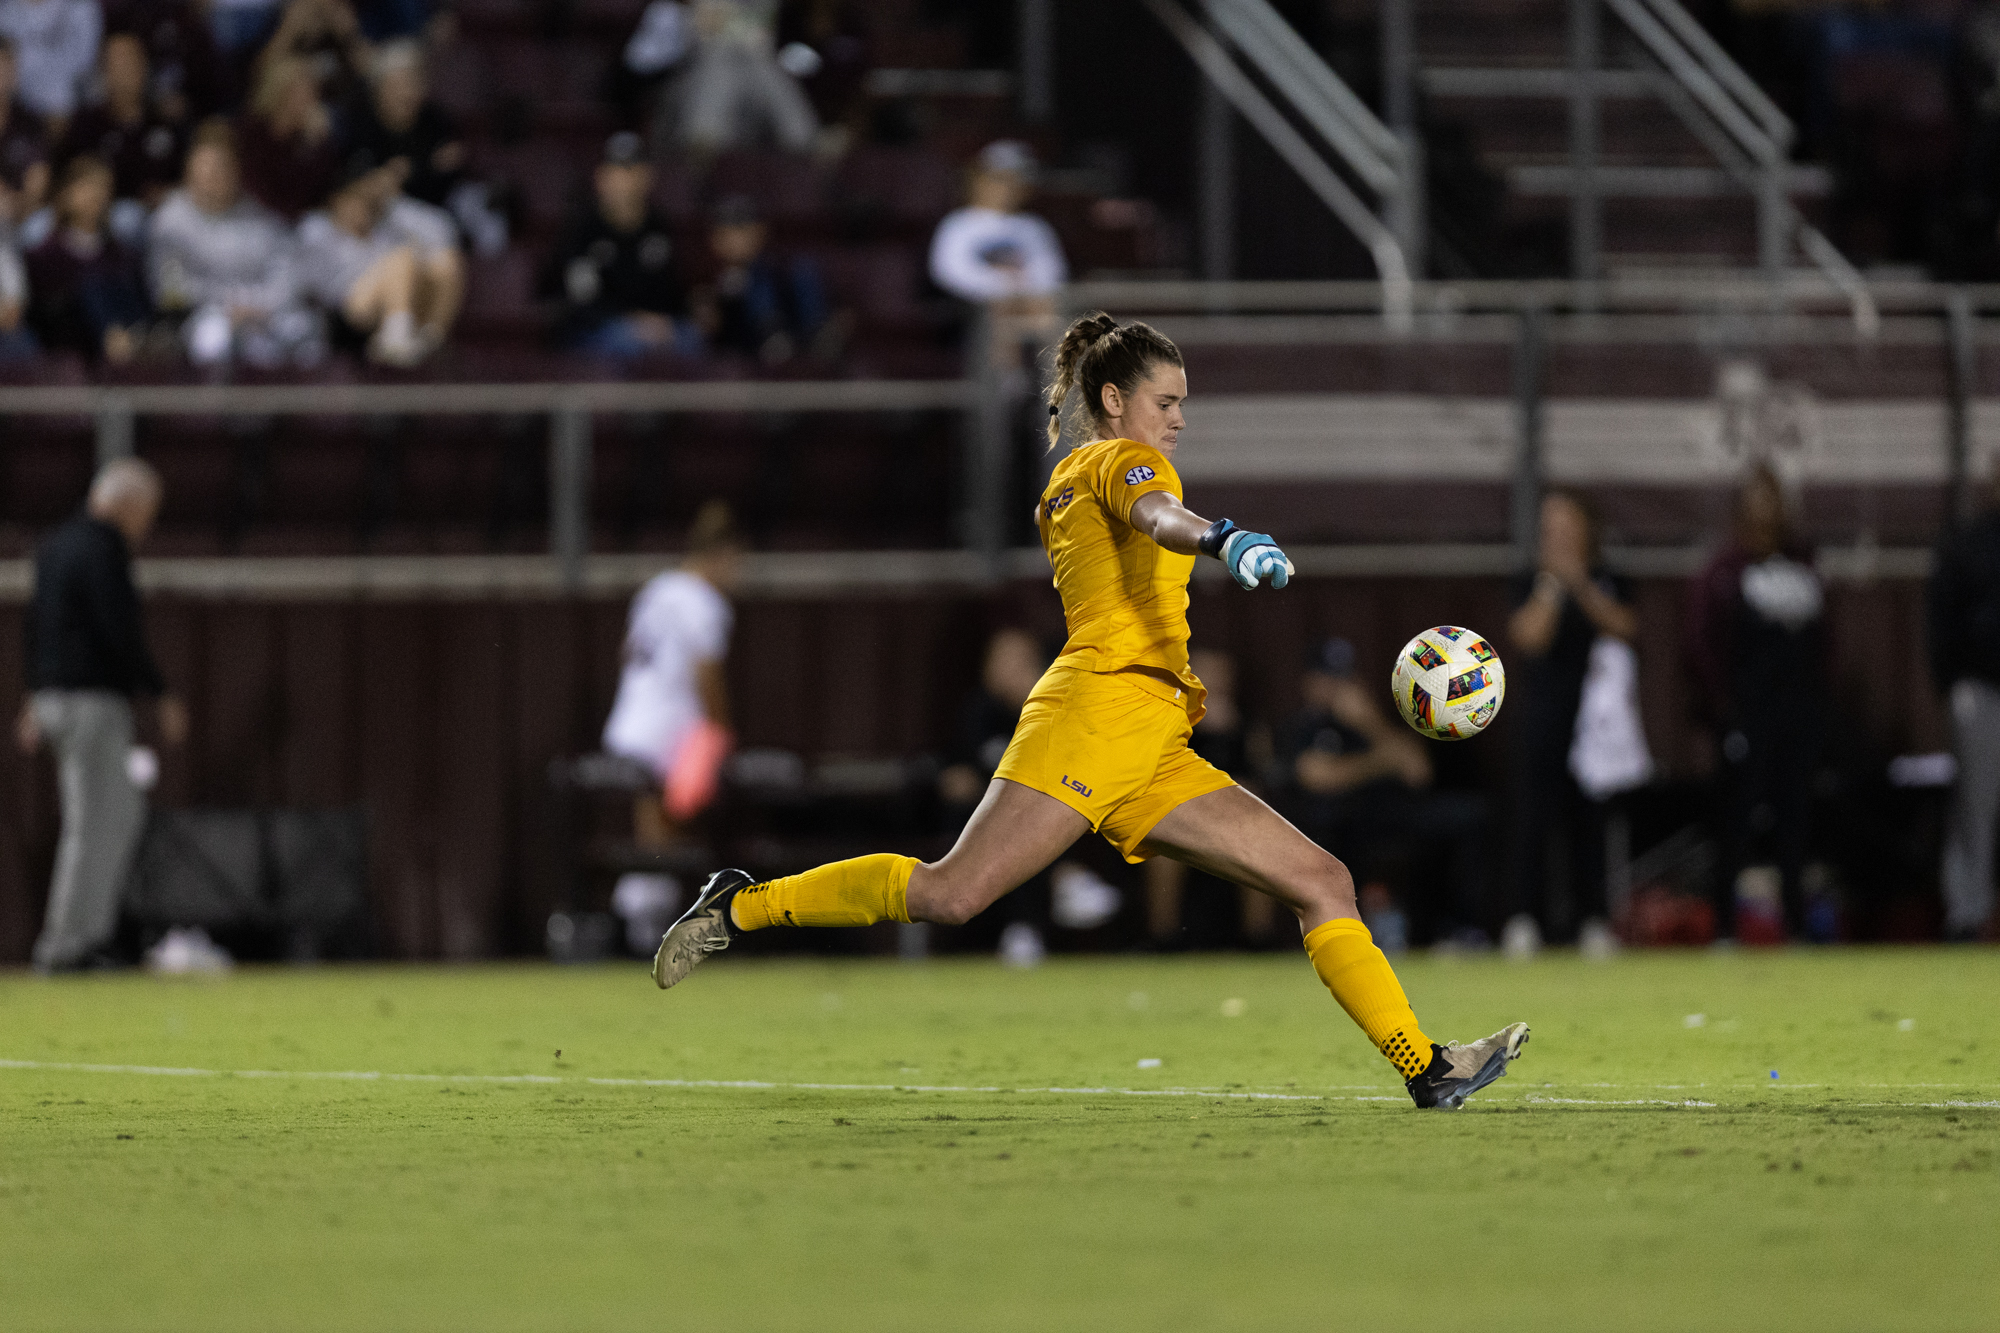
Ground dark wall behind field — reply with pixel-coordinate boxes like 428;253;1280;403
0;575;1946;962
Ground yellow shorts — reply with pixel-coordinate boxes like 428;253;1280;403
992;663;1236;863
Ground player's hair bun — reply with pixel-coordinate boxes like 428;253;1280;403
1044;312;1182;451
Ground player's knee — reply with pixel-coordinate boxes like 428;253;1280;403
1296;848;1357;919
907;864;990;927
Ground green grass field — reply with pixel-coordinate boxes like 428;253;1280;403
2;948;1995;1331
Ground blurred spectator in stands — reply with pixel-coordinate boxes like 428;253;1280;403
102;0;222;122
149;118;320;368
929;140;1067;364
1928;472;2000;941
210;0;285;62
691;193;832;364
298;158;460;366
670;0;818;157
0;0;100;126
346;36;507;255
612;0;691;127
349;39;459;207
57;31;188;246
0;38;51;227
547;130;688;358
1277;637;1489;951
774;0;871;154
0;228;32;355
236;53;342;219
18;458;187;973
1505;488;1636;958
1146;647;1280;948
26;154;149;362
260;0;374;105
1688;466;1825;942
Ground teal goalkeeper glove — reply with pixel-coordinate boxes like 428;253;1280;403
1199;519;1293;590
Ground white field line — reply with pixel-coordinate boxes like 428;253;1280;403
4;1059;1998;1107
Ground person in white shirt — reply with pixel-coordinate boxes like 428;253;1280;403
929;140;1067;305
603;499;742;787
0;0;98;124
929;139;1067;373
147;119;321;367
296;159;462;366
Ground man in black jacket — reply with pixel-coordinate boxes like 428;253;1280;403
1929;475;2000;941
545;131;686;357
15;458;186;972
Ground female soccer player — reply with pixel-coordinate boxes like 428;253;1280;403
652;312;1528;1109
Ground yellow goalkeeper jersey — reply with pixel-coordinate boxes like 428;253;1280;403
1036;437;1200;695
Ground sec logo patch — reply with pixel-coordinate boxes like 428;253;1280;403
1124;465;1156;485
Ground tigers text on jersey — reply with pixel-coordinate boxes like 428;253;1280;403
1036;438;1199;692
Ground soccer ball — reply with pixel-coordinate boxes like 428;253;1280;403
1390;626;1505;741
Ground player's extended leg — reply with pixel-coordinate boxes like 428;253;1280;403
652;778;1087;987
1141;784;1527;1109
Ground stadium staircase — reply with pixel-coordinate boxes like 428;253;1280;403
1412;0;1845;282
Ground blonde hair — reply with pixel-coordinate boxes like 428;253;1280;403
1044;312;1183;450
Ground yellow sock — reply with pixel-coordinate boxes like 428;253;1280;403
1303;917;1436;1080
728;854;916;931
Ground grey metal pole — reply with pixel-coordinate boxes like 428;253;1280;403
1568;0;1601;286
962;308;1009;575
1019;0;1054;125
1511;304;1547;568
1947;287;1976;527
1381;0;1424;279
95;395;135;465
1756;167;1786;283
1197;68;1235;281
549;406;592;592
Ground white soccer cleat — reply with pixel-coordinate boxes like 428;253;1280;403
1405;1021;1530;1110
651;868;754;989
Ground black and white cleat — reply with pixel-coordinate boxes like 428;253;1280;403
651;868;755;990
1406;1021;1530;1110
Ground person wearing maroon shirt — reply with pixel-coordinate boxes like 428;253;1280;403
55;32;188;209
26;153;150;362
1686;464;1827;942
234;53;342;219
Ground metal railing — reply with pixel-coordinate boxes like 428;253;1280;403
1140;0;1416;331
2;278;1991;595
1595;0;1876;331
0;375;986;591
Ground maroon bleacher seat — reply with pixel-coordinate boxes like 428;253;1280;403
460;246;545;345
707;151;832;225
835;145;960;230
475;136;595;236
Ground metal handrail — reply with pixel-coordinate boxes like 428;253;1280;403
1604;0;1776;166
1599;0;1876;334
1205;0;1402;178
1635;0;1791;147
1141;0;1414;331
